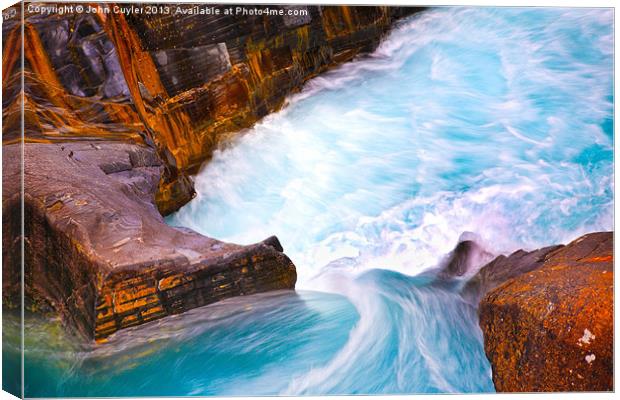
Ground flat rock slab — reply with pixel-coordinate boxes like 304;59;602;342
478;232;613;392
2;142;297;341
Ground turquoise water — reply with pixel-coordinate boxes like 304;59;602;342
16;7;613;396
171;7;613;273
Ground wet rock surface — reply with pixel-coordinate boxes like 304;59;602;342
462;244;563;304
2;143;296;341
437;237;494;280
475;232;613;392
4;4;425;214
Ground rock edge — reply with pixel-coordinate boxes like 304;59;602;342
2;142;297;341
471;232;613;392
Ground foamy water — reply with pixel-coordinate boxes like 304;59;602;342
169;7;613;284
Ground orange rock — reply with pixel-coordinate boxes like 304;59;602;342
478;232;613;392
6;5;425;214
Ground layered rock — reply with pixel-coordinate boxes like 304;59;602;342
2;142;296;341
2;4;423;340
4;3;425;214
473;232;613;392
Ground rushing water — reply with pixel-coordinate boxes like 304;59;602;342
13;7;613;397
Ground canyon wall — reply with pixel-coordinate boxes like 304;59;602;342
4;3;424;214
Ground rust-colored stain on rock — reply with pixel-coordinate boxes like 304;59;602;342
478;232;613;392
4;4;423;215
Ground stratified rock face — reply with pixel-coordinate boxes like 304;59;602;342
3;3;424;214
477;232;613;392
2;142;296;341
112;4;423;214
2;3;422;341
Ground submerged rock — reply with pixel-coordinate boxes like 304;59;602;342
2;143;296;341
475;232;613;392
437;232;494;279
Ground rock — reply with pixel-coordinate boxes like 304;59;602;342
5;5;425;214
437;233;494;279
462;244;564;304
261;235;284;253
2;142;296;341
476;232;613;392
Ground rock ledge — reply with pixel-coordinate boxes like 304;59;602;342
2;142;297;341
473;232;613;392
